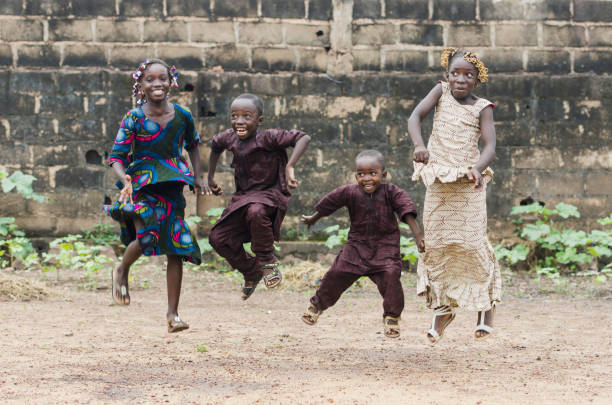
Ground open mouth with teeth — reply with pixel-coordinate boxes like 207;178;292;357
362;184;376;192
151;89;165;97
235;128;249;137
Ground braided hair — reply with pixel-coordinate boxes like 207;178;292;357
132;58;179;104
440;47;488;83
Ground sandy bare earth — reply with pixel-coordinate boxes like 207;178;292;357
1;265;611;405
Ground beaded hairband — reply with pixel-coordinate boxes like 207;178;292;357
440;47;489;83
132;60;179;104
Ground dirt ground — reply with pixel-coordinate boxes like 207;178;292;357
1;262;611;405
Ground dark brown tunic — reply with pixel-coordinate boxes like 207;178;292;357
315;183;418;273
209;128;307;240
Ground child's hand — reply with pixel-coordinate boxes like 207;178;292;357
413;146;429;164
301;214;318;228
466;168;483;190
193;178;212;196
208;179;223;195
286;165;298;188
119;175;133;204
415;233;425;253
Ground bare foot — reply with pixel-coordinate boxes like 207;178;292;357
111;265;130;305
475;306;495;338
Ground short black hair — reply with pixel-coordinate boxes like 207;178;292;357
233;93;264;115
355;149;385;169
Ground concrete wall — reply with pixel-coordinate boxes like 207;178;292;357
0;0;610;237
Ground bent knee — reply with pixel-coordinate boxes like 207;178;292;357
246;203;271;221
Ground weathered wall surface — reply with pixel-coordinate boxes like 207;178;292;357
0;0;610;237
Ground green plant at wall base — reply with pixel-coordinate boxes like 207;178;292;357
0;170;47;269
82;224;120;246
323;225;349;249
0;169;47;203
42;235;114;287
504;202;611;280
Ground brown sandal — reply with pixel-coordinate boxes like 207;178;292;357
302;305;322;325
241;277;261;300
383;316;400;338
261;262;282;289
167;316;189;333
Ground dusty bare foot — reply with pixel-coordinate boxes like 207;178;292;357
111;265;130;305
475;306;495;338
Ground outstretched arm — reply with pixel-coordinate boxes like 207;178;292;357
402;213;425;253
207;149;223;195
188;145;211;195
286;135;311;188
467;105;496;189
408;84;443;164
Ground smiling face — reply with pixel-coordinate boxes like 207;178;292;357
355;157;386;194
446;56;479;101
140;63;171;103
230;98;263;140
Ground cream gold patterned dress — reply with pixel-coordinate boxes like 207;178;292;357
412;82;501;312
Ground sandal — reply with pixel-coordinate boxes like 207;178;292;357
383;316;400;338
301;305;322;325
111;267;130;306
475;303;495;339
427;305;456;344
167;316;189;333
241;277;261;301
261;262;282;289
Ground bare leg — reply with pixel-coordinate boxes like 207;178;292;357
166;255;189;332
166;255;183;320
113;217;144;305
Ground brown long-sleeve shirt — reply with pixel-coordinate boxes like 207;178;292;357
209;128;307;239
315;183;417;272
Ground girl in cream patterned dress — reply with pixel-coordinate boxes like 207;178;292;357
408;48;501;343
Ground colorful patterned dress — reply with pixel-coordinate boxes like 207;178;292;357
412;82;501;312
104;104;202;264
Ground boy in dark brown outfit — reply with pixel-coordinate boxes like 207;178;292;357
208;93;311;299
301;150;425;338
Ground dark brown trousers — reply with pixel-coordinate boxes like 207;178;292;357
209;203;277;282
310;256;404;318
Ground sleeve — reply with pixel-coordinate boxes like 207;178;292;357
388;184;417;219
261;128;307;150
182;107;201;151
108;111;137;167
315;185;350;217
209;129;233;154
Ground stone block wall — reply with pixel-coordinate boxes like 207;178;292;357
0;0;610;237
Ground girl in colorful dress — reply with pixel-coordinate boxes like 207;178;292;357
408;48;501;343
104;59;208;333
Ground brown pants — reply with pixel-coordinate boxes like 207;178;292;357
310;256;404;318
209;203;277;282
